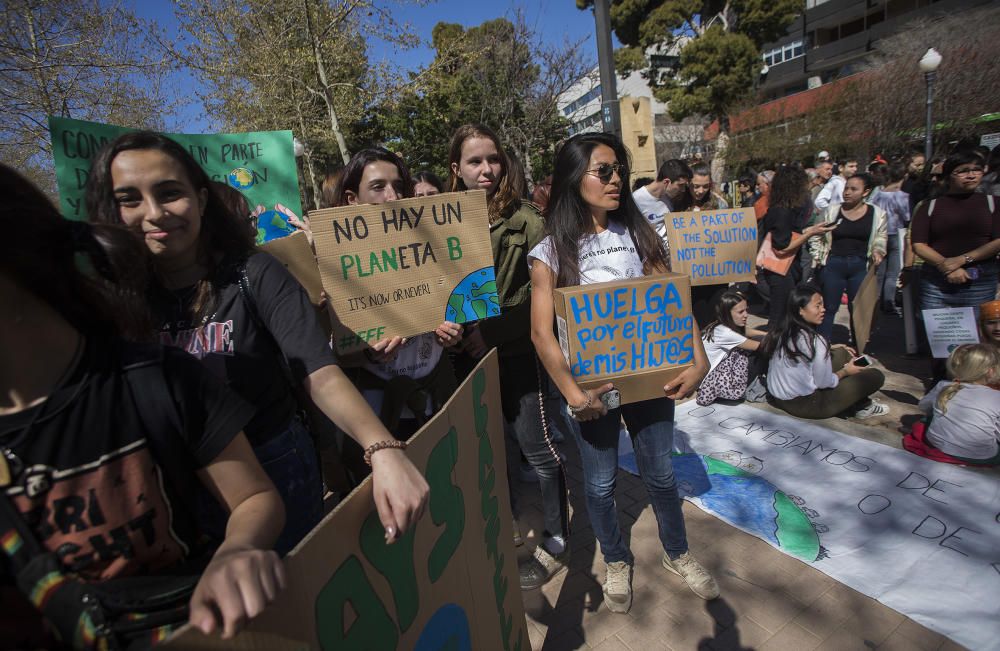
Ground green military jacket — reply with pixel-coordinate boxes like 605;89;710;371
476;201;546;359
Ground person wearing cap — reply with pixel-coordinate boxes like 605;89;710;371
981;300;1000;348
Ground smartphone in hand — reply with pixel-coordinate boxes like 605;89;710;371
852;355;872;367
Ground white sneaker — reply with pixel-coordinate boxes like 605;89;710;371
854;399;889;420
603;561;633;614
662;552;720;600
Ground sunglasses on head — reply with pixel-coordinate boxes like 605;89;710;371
586;162;623;184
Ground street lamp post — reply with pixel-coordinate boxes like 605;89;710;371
919;48;942;163
902;48;943;356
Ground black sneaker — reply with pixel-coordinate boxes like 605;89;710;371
519;545;568;590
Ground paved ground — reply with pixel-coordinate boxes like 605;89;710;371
514;306;995;650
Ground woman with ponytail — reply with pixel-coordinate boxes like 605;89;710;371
918;344;1000;465
0;165;285;645
446;124;570;591
86;133;428;555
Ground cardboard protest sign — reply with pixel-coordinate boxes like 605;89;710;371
663;208;757;286
922;307;981;358
851;267;880;354
553;273;695;405
309;191;499;353
48;116;303;244
165;351;529;651
259;231;324;306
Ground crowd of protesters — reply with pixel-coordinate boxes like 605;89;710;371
2;123;998;650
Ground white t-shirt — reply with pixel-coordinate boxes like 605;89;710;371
767;332;839;400
702;325;748;372
632;186;671;244
527;219;644;285
919;381;1000;459
362;332;441;418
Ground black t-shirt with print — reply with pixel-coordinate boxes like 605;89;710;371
150;252;338;446
0;337;253;585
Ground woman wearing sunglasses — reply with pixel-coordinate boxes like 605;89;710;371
528;132;717;615
447;124;570;591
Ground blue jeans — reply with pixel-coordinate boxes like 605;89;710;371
876;234;902;312
569;398;688;564
199;417;324;556
919;262;999;316
504;374;569;541
819;254;869;341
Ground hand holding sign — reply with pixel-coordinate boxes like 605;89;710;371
663;362;708;400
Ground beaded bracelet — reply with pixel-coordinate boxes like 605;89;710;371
364;440;407;466
567;390;593;416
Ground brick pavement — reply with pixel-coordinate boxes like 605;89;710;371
515;310;990;650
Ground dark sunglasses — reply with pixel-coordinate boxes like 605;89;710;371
586;162;623;184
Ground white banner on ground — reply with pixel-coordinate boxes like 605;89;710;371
620;403;999;651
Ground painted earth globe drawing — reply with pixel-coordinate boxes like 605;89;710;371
228;167;255;190
255;209;295;244
445;267;500;323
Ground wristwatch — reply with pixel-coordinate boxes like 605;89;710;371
964;255;975;265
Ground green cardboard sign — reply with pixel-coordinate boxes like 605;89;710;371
48;116;303;243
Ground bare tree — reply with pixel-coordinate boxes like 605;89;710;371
0;0;169;193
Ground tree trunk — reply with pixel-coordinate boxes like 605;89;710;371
303;0;350;164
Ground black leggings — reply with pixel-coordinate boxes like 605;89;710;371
770;348;885;419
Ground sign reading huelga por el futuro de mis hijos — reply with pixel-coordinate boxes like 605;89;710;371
554;273;695;405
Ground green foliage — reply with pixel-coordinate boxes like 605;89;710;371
590;0;802;130
362;15;586;185
1;0;168;195
659;27;758;124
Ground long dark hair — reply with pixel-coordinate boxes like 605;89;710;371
331;147;413;207
545;132;668;288
85;131;255;323
760;284;828;363
704;291;747;342
447;124;525;224
768;166;809;210
3;164;151;340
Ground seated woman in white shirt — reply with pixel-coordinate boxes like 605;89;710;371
696;291;766;406
919;344;1000;465
764;285;888;419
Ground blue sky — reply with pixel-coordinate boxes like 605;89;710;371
133;0;608;133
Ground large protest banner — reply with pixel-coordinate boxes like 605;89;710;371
662;208;757;286
165;351;529;651
553;273;695;404
48;116;302;244
616;402;1000;651
309;191;499;353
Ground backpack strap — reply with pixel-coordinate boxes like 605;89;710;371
927;198;936;217
120;343;183;440
987;194;994;213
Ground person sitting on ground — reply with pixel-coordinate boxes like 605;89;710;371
697;291;767;406
980;300;1000;349
688;163;729;211
764;285;888;420
919;344;1000;466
